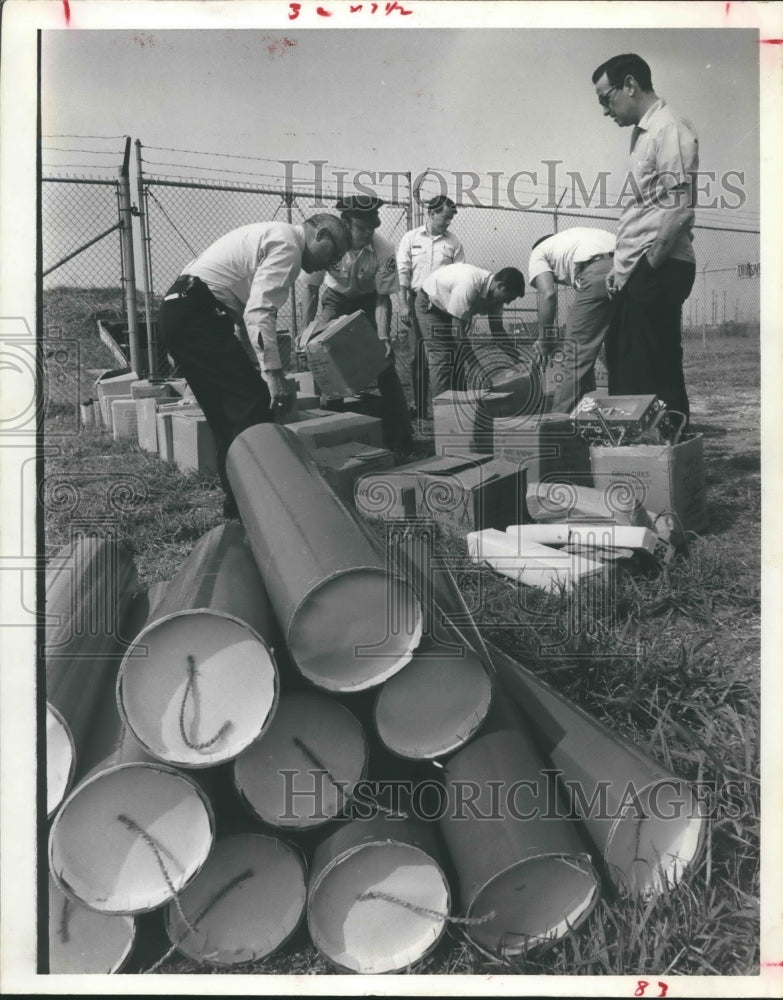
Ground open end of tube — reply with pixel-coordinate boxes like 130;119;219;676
48;875;136;974
49;764;213;914
165;834;306;965
469;854;599;957
605;781;705;896
119;612;277;767
47;704;75;819
308;843;449;974
374;645;493;759
233;693;367;829
290;569;422;693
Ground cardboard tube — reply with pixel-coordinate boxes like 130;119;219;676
45;535;138;817
164;833;307;966
373;638;493;759
307;815;450;974
226;424;422;692
489;642;706;897
232;691;367;829
388;529;705;898
117;523;279;767
48;874;136;974
49;593;215;915
440;726;600;957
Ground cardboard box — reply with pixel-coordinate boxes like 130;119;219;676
313;442;395;504
494;412;590;486
287;409;384;451
156;401;203;462
354;453;494;524
111;398;138;440
526;482;653;528
589;435;707;533
433;390;518;456
171;411;218;476
293;371;319;397
101;393;131;432
573;393;660;435
304;311;388;397
355;477;418;521
130;380;178;401
416;456;527;533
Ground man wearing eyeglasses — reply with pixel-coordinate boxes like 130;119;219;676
158;213;351;518
592;53;698;420
302;195;413;451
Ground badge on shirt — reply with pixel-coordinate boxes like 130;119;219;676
385;257;397;273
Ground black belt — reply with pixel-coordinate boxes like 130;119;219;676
164;273;218;302
574;252;614;278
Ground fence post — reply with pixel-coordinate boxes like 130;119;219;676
701;262;707;350
117;137;141;374
285;191;299;349
552;187;567;328
404;171;414;233
134;140;158;378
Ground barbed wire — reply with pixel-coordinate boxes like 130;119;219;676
42;133;129;140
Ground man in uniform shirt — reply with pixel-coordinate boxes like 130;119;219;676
396;196;465;419
158;213;350;517
302;196;413;451
592;52;698;419
416;262;526;402
528;227;616;414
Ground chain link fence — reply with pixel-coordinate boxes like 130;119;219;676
41;145;760;408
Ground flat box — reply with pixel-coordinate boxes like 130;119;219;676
287;409;384;451
155;401;203;462
130;380;177;401
572;393;659;433
467;528;605;593
111;398;138;440
433;390;518;456
589;434;707;533
493;412;590;486
342;391;385;421
304;311;388;397
296;393;321;411
293;371;319;397
526;481;652;528
170;411;218;477
313;442;395;504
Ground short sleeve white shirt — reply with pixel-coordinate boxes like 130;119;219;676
421;263;495;321
527;228;617;288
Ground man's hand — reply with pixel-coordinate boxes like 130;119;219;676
265;369;293;414
399;303;411;326
605;267;617;299
380;339;395;363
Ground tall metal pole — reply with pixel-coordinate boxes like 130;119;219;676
134;140;158;378
117;137;141;374
404;171;413;233
284;192;299;351
701;263;707;351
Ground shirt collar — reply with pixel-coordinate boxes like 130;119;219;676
637;97;666;132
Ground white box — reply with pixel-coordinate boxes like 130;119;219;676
467;528;605;593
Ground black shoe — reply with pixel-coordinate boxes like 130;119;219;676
222;495;240;520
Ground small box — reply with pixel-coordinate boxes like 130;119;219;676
589;435;707;533
171;411;218;476
288;410;384;451
416;455;527;533
494;412;590;485
304;311;388;397
79;400;96;427
433;390;518;456
572;393;660;435
156;401;203;462
468;528;605;593
111;398;138;441
102;393;131;432
137;396;198;452
130;380;177;401
293;371;319;397
296;393;321;411
313;442;395;504
355;476;418;521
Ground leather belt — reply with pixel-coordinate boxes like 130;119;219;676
574;252;614;279
163;274;213;301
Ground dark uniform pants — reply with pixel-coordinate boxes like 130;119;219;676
157;275;273;499
606;256;695;420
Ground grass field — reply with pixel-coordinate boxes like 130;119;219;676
42;289;760;978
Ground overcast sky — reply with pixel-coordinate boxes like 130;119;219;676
41;25;760;222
